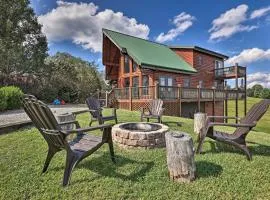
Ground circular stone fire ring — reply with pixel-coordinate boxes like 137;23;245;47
112;122;169;149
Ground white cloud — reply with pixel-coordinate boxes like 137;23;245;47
250;6;270;19
38;1;150;52
209;4;258;41
247;72;270;88
155;12;195;43
226;48;270;65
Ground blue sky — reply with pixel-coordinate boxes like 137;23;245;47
31;0;270;87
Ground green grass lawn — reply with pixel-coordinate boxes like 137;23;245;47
0;98;270;199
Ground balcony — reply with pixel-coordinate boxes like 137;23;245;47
113;86;246;102
215;66;246;79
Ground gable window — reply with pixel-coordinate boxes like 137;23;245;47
124;55;130;73
132;60;138;72
198;56;203;65
183;78;190;87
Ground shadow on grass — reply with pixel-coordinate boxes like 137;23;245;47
78;154;154;182
196;161;223;178
163;121;183;127
203;141;270;157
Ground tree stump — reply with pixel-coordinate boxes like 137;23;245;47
165;131;196;183
194;112;207;134
56;112;75;130
56;112;76;141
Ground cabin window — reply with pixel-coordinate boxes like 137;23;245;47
159;76;173;86
215;60;223;76
199;80;204;88
132;76;139;87
198;56;203;65
132;60;138;72
124;55;130;73
142;75;149;95
183;78;190;87
124;77;130;87
214;80;224;89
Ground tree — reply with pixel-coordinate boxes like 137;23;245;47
247;88;254;97
0;0;48;84
252;84;263;98
40;52;102;103
260;88;270;99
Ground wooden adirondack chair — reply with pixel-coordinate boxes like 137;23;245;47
21;95;115;186
196;99;270;160
81;97;118;126
141;99;165;123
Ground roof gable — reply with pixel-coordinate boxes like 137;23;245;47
103;29;197;74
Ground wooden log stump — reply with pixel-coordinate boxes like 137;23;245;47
165;131;196;183
56;112;75;130
56;112;76;141
194;112;207;134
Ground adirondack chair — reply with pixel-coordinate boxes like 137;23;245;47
196;99;270;160
83;97;118;126
141;99;165;123
21;95;115;186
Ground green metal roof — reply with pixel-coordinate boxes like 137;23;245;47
103;29;197;74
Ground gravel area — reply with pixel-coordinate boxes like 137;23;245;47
0;104;88;127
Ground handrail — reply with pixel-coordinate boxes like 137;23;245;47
111;86;246;101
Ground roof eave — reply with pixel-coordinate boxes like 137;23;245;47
170;45;229;60
141;63;197;75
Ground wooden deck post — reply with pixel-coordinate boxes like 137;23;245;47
155;81;159;99
129;86;132;110
197;85;201;112
212;86;216;122
244;70;247;116
224;83;228;123
178;84;182;117
235;63;239;123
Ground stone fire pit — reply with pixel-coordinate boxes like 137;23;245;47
112;122;169;149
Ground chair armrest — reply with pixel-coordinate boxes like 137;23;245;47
64;124;112;134
73;108;102;115
58;120;81;129
207;116;241;120
208;122;256;128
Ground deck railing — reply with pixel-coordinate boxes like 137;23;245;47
215;66;246;78
112;85;246;101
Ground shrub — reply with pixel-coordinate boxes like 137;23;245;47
0;86;24;110
0;90;8;111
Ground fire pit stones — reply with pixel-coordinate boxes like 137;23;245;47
112;122;169;149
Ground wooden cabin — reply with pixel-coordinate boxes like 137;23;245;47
102;29;247;119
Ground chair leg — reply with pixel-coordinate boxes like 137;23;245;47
238;144;252;161
63;153;79;186
108;140;116;163
147;118;149;122
115;117;118;124
89;118;93;126
42;147;58;173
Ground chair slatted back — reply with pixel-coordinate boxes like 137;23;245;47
86;97;102;118
234;99;270;137
22;95;66;149
149;99;163;116
41;129;67;149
